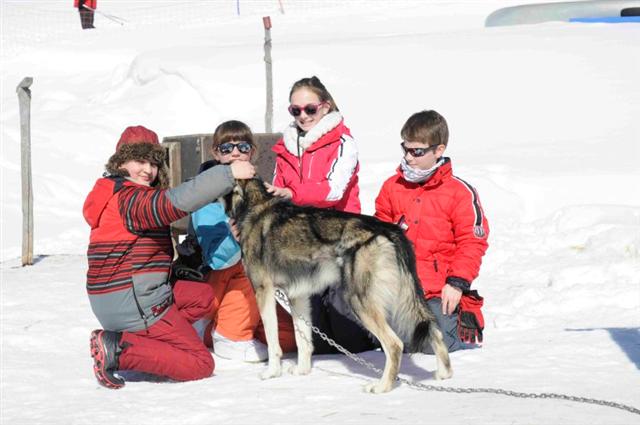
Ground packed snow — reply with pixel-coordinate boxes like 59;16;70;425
1;1;639;424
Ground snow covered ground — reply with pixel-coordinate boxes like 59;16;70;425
1;1;639;424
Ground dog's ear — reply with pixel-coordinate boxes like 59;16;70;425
224;179;251;220
235;178;250;190
226;180;246;218
245;177;273;204
227;178;271;219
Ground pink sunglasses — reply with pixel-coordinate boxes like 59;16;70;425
288;102;326;117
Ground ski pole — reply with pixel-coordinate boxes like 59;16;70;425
82;5;127;25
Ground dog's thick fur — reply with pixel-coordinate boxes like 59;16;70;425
225;178;453;393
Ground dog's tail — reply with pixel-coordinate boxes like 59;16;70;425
404;287;454;380
378;227;427;338
381;228;453;379
410;315;453;379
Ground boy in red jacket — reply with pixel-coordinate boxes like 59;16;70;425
374;110;489;351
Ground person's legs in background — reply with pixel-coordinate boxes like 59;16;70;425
78;0;95;29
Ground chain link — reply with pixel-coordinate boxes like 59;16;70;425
274;289;640;416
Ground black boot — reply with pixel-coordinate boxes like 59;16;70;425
90;330;125;389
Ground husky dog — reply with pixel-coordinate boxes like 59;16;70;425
224;178;453;393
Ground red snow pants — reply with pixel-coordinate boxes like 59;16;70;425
117;280;215;381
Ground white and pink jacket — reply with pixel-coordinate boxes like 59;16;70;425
272;112;361;213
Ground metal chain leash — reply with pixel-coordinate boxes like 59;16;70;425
274;289;640;416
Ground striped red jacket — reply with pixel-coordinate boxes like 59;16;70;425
83;176;186;331
374;158;489;298
83;165;236;331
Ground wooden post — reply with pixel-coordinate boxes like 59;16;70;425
16;77;34;266
263;16;273;133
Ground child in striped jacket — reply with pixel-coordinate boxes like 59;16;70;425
84;125;255;388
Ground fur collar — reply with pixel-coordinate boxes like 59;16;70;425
282;111;343;155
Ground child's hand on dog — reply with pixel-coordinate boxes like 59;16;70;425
264;182;293;199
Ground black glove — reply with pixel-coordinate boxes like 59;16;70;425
458;311;483;343
175;235;203;270
171;264;205;282
170;234;206;284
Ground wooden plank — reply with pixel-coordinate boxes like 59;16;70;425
161;132;281;237
16;77;34;266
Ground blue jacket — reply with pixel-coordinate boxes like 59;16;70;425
191;160;241;270
192;201;241;270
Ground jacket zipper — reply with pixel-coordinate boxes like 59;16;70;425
130;282;149;330
297;132;304;183
433;259;439;273
307;153;314;179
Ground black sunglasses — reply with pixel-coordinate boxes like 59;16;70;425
217;142;253;155
287;102;325;117
400;143;440;158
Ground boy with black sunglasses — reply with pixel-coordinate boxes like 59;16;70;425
374;110;490;352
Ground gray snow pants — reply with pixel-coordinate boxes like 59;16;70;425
423;298;464;354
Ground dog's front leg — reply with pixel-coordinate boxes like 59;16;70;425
256;284;282;379
288;297;313;376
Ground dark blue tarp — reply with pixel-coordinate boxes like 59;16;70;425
569;16;640;23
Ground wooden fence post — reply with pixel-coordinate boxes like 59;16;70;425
16;77;34;266
263;16;273;133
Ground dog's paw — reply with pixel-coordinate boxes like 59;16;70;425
259;367;282;380
363;380;393;394
288;363;311;376
435;367;453;380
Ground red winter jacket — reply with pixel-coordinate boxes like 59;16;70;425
272;112;361;213
374;158;489;298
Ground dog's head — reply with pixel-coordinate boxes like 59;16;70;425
222;177;272;220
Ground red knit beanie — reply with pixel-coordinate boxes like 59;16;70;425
115;125;159;151
106;125;168;188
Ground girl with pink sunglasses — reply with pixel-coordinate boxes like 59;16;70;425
265;76;360;213
258;76;380;355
